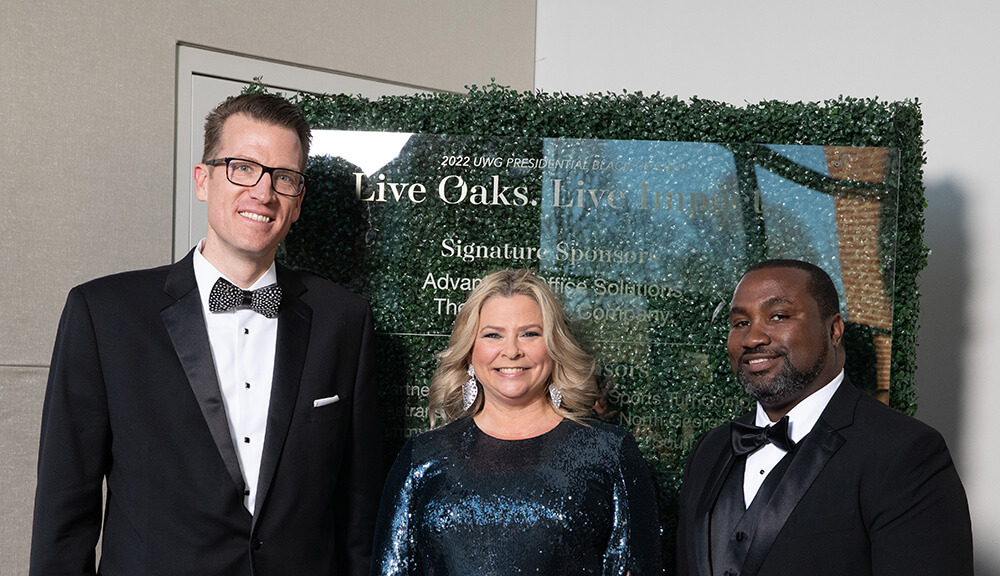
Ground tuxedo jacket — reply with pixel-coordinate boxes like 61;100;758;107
677;381;973;576
30;250;383;576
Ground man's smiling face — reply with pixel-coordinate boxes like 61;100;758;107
194;113;304;274
727;266;843;416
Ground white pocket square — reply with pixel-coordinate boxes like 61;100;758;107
313;395;340;408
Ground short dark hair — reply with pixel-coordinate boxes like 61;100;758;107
202;93;311;168
744;259;841;319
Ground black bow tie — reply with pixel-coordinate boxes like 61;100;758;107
208;277;282;319
730;415;795;456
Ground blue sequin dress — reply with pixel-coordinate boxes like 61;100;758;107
370;417;663;575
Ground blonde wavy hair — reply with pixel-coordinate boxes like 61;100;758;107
428;269;597;427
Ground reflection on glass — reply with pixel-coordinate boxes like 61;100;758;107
287;131;900;555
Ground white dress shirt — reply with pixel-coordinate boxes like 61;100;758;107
743;370;844;508
193;242;278;514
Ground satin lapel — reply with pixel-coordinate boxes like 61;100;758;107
692;421;747;576
253;267;311;526
160;253;245;494
741;417;846;576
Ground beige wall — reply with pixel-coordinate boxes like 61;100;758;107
0;0;535;570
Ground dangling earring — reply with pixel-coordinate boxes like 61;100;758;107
462;365;478;411
549;385;563;409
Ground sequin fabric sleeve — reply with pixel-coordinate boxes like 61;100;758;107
369;437;424;576
369;417;664;576
609;428;664;575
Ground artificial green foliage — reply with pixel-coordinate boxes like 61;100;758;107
249;82;926;566
272;82;925;416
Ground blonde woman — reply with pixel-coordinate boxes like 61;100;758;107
370;269;662;576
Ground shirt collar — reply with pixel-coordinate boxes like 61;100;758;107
755;369;844;443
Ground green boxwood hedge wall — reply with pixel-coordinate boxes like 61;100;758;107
258;82;926;416
247;82;926;565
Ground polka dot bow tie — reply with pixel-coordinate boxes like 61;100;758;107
208;277;282;319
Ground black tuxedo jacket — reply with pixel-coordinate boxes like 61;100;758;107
677;381;973;576
30;250;383;576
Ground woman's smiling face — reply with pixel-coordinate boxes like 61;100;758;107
471;294;554;411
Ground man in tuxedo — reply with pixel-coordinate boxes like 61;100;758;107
30;93;383;575
677;259;973;576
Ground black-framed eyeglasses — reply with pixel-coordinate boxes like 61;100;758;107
205;157;306;197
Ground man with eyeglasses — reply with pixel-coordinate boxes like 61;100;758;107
30;93;383;576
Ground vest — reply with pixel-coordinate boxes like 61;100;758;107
709;452;794;576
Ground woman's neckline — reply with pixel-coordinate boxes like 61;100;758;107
471;416;568;441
